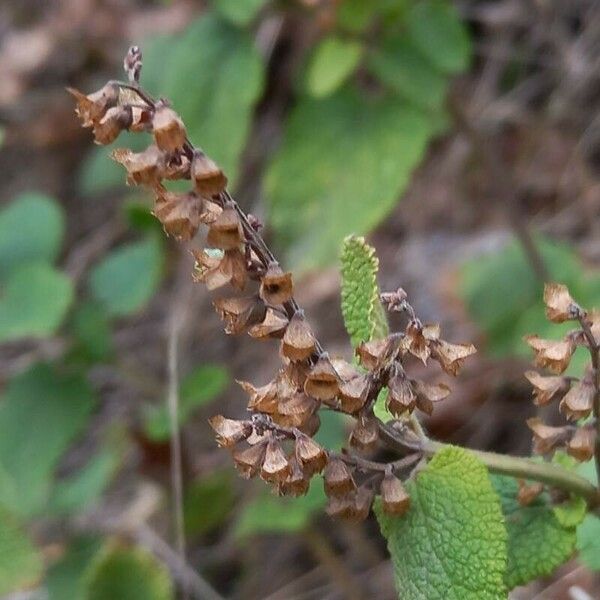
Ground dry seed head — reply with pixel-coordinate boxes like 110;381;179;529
326;496;354;519
232;439;268;479
152;191;206;241
355;338;388;371
349;417;378;451
567;426;595;462
67;83;119;127
524;371;570;406
278;457;310;497
207;208;244;250
208;415;252;448
432;340;476;376
192;152;228;196
295;434;327;475
543;283;581;323
524;335;575;374
213;295;264;335
278;393;318;427
323;458;356;497
300;413;321;437
248;308;289;340
304;354;340;401
526;417;571;455
347;487;374;522
259;262;294;306
330;358;360;381
412;379;451;416
381;471;410;516
281;310;316;362
559;371;594;421
152;103;186;152
405;321;440;364
92;105;132;145
238;379;279;414
111;146;162;187
260;437;290;483
387;372;415;417
517;480;544;506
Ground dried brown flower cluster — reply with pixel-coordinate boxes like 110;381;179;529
69;49;478;521
525;283;600;463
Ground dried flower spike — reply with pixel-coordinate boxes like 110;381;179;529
208;415;252;448
152;102;186;153
381;471;410;516
259;262;293;306
248;308;289;340
232;440;268;479
192;152;228;196
295;434;327;475
543;283;582;323
524;335;575;374
67;83;119;127
93;105;132;145
524;371;570;406
559;371;595;421
261;437;290;483
153;191;206;241
526;417;571;455
304;354;340;401
324;458;356;497
567;426;595;462
207;208;244;250
281;310;316;362
349;417;378;451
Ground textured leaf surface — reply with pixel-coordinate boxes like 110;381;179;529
491;475;576;589
84;544;174;600
0;192;64;281
577;514;600;571
0;506;43;596
89;236;163;317
0;363;96;516
266;87;432;271
306;36;363;98
377;447;507;600
0;262;74;342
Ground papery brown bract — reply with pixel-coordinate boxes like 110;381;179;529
259;263;294;306
238;379;279;414
232;439;268;479
67;84;119;127
295;434;327;475
304;354;340;401
192;152;228;196
349;417;378;451
207;208;244;250
524;371;570;406
152;103;187;152
213;296;264;335
323;458;356;497
381;471;410;516
338;374;369;414
567;426;595;462
111;146;162;187
355;338;388;371
260;437;290;483
404;321;440;364
248;308;289;340
387;372;415;417
278;457;310;497
517;480;544;506
543;283;580;323
278;393;318;424
281;311;316;362
527;417;571;455
347;487;374;522
412;379;450;416
153;191;206;241
559;371;594;421
208;415;252;448
92;105;132;145
524;335;575;374
432;340;476;376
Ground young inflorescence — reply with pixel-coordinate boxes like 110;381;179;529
69;47;479;521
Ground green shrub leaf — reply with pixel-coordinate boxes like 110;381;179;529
0;192;64;280
0;363;96;516
491;474;577;589
377;447;507;600
306;36;363;98
266;87;432;271
213;0;268;26
184;471;235;536
577;514;600;571
0;262;74;342
83;544;174;600
89;236;164;317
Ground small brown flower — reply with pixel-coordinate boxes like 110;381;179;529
213;295;264;335
208;415;252;448
278;457;310;497
338;373;369;414
261;437;290;483
349;416;378;451
432;340;476;376
387;372;415;417
207;208;244;250
281;311;316;362
192;152;228;196
381;471;410;516
295;434;327;475
248;308;289;340
524;371;570;406
92;105;132;145
232;439;268;479
153;191;206;241
412;379;450;416
67;83;119;127
517;480;544;506
304;354;340;401
324;458;356;497
524;335;575;375
559;370;595;421
543;283;581;323
259;262;293;306
567;426;595;462
152;103;186;152
238;379;279;414
526;417;571;455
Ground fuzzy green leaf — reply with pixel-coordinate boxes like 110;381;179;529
577;514;600;571
491;475;577;589
377;447;507;600
84;544;174;600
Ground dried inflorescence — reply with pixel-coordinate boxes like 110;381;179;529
524;283;599;464
69;48;480;521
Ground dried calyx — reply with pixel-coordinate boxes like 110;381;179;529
69;48;480;521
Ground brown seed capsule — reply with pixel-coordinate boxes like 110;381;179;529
207;208;244;250
387;372;415;417
405;321;440;364
524;335;575;375
381;471;410;516
152;103;187;153
248;308;289;340
330;359;361;382
278;393;318;419
67;83;119;127
326;496;354;519
295;434;327;475
213;295;265;335
129;105;153;133
299;413;321;437
192;248;247;291
347;487;374;522
323;458;356;497
526;417;571;455
432;340;476;376
278;457;310;497
559;371;595;421
208;415;252;448
92;105;132;145
111;146;162;187
412;379;451;416
192;152;228;196
524;371;570;406
517;479;544;506
349;417;378;451
567;426;595;462
238;379;279;414
232;439;268;479
544;283;581;323
260;437;290;483
355;338;389;371
152;191;206;241
281;310;316;362
259;262;293;306
338;374;369;414
304;354;340;401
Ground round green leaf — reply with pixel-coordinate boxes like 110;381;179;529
577;514;600;571
213;0;268;26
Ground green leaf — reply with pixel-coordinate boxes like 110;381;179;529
213;0;268;26
0;262;74;342
70;302;113;363
0;506;44;596
0;363;96;516
184;471;235;536
337;0;407;32
266;87;433;271
491;474;576;589
368;36;448;110
553;496;587;529
83;544;174;600
0;192;64;281
406;0;472;74
143;364;229;441
577;514;600;571
376;447;507;600
89;236;164;317
306;36;363;98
